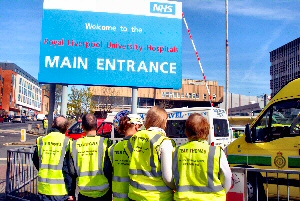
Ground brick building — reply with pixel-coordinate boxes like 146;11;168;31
0;62;42;116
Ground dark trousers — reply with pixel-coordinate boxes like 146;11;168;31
78;192;112;201
38;194;69;201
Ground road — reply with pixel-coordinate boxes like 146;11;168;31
0;121;45;199
0;121;43;164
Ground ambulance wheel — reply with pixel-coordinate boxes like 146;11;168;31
247;172;266;201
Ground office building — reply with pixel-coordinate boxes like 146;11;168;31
0;62;42;116
90;79;224;112
270;37;300;97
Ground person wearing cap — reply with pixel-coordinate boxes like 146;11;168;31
108;110;144;201
125;105;176;201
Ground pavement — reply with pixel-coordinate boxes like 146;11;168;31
0;165;6;200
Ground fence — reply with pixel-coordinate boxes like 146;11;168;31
228;167;300;201
6;146;38;201
4;146;300;201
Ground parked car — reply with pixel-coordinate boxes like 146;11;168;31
12;116;26;123
26;116;33;121
66;118;112;140
0;116;4;123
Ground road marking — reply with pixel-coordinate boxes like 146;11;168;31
0;158;6;161
0;136;4;137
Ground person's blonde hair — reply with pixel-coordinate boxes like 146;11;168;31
185;113;210;141
145;106;168;130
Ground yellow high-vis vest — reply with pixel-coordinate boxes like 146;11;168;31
70;136;110;198
37;132;70;195
125;130;175;201
173;141;226;201
108;138;131;201
43;119;48;129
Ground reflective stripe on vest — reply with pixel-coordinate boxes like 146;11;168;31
127;134;163;177
38;177;66;184
79;183;110;191
113;176;130;182
113;192;128;199
173;146;223;192
130;180;171;192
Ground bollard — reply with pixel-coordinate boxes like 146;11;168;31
21;129;26;142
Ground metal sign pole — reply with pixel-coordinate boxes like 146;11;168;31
132;87;138;114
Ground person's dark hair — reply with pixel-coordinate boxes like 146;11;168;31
185;113;210;141
52;116;69;134
82;113;97;131
117;116;134;134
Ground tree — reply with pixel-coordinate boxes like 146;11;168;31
67;86;96;119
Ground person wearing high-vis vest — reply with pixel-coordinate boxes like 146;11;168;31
125;106;176;201
32;116;73;201
108;110;144;201
68;113;113;201
173;113;232;201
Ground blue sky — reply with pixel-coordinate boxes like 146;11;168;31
0;0;300;96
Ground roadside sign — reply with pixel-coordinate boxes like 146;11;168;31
39;0;182;89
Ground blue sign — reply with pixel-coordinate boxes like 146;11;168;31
39;0;182;89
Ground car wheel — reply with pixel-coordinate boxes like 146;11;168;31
247;172;266;201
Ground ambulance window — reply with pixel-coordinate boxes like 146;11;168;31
166;120;187;138
213;119;229;137
254;99;300;141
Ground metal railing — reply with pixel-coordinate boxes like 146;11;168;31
6;146;38;201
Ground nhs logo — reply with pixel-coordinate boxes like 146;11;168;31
150;2;176;15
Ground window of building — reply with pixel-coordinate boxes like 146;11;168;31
192;93;196;99
203;94;207;99
169;92;173;98
213;94;217;100
181;93;185;98
195;93;199;99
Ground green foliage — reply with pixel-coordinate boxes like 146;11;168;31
67;86;96;118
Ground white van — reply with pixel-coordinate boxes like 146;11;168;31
36;114;46;121
102;107;231;148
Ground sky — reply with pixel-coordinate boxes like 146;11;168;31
0;0;300;96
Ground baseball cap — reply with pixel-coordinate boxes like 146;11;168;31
113;110;143;130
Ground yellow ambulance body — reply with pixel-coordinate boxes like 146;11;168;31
227;78;300;200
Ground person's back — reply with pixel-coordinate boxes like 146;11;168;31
125;106;176;201
173;113;232;201
33;116;71;201
69;113;112;201
108;110;144;201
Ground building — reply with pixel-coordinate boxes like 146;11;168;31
270;37;300;97
219;93;266;116
90;79;224;111
0;62;42;116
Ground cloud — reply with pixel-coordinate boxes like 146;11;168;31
182;0;300;21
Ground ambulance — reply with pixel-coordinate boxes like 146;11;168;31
100;106;232;149
226;78;300;200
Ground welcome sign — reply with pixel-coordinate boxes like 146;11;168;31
39;0;182;89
